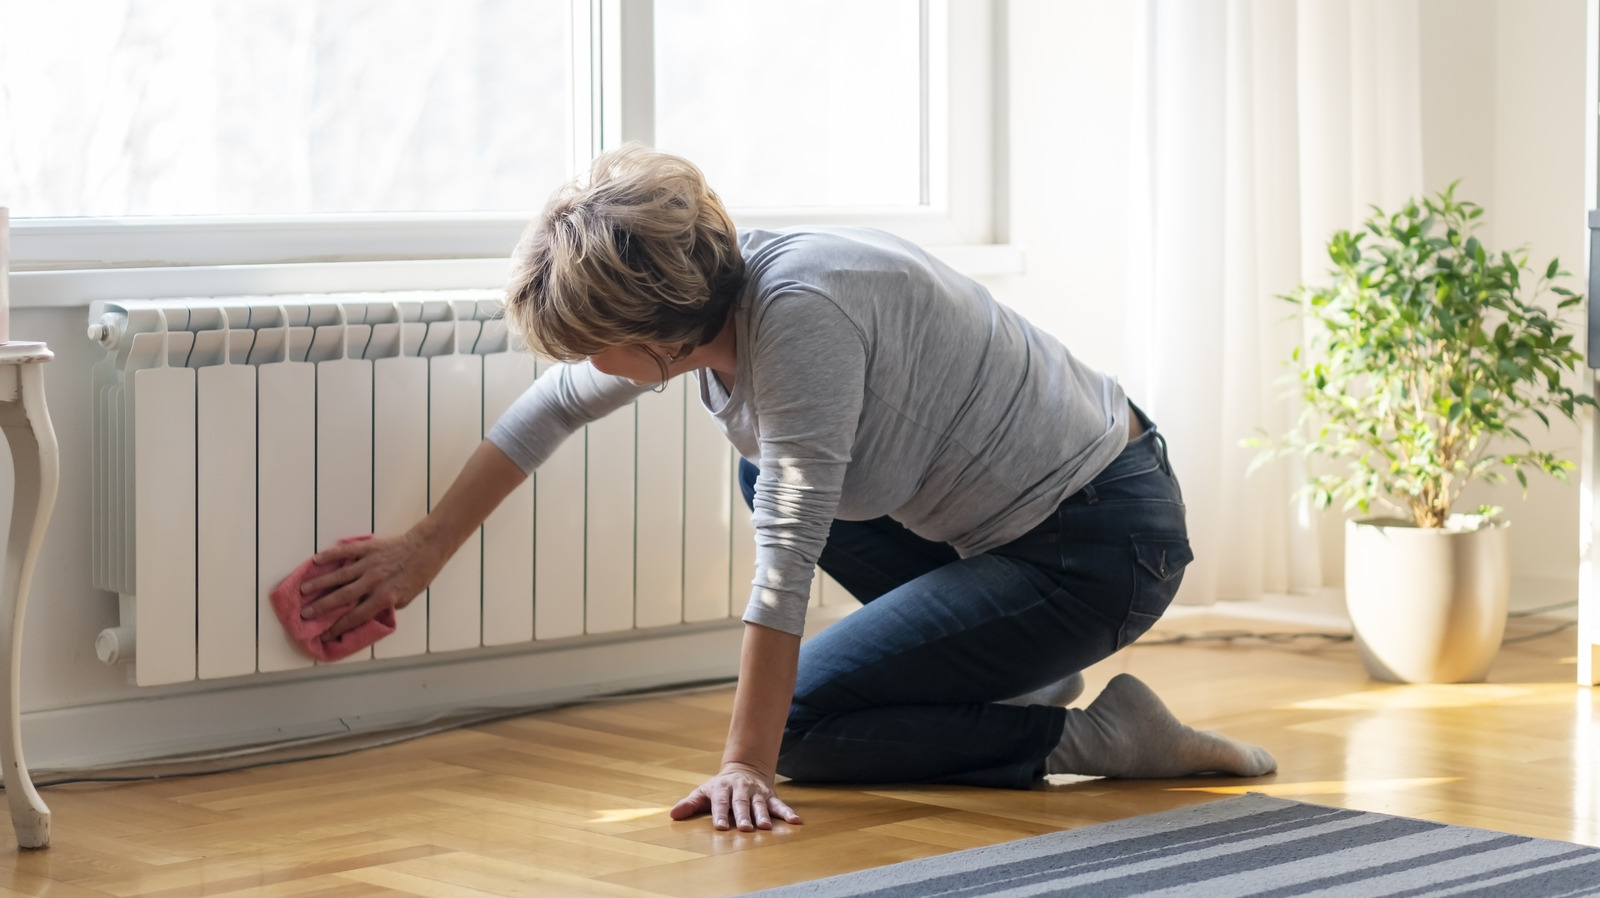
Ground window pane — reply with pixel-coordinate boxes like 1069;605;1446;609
654;0;921;209
0;0;571;218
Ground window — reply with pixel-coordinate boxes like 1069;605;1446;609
654;0;923;209
2;0;573;217
3;0;995;271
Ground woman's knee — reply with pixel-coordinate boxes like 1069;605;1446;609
775;705;824;780
775;728;826;782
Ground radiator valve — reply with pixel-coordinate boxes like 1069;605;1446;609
86;314;124;349
95;626;135;665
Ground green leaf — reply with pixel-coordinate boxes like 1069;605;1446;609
1253;183;1583;525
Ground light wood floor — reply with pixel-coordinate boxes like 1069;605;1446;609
6;610;1596;897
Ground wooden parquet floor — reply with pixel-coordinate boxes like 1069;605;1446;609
5;610;1596;897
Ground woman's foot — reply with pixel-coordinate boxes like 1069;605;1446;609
999;671;1086;708
1046;673;1276;778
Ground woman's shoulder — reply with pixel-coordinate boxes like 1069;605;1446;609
738;227;948;306
738;226;922;268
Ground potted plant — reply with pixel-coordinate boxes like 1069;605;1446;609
1254;184;1593;683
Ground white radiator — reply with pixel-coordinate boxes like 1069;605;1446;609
85;291;846;688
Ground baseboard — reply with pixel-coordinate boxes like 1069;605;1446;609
23;622;746;770
1165;590;1353;632
22;601;867;771
1165;571;1580;633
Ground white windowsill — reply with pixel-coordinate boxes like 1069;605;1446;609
10;244;1026;309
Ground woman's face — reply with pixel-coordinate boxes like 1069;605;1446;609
587;344;673;385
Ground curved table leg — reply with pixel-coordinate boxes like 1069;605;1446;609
0;362;57;848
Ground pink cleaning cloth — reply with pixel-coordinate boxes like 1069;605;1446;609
270;535;395;662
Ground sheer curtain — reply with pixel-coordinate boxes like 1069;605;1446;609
1124;0;1426;605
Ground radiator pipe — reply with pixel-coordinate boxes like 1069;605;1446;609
95;595;136;665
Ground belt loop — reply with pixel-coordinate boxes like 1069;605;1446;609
1155;431;1171;475
1083;483;1099;506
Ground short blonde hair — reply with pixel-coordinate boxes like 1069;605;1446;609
504;146;744;361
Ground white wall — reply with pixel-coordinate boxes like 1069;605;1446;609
1420;0;1588;606
979;1;1137;380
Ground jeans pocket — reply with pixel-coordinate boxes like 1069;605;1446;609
1117;532;1195;648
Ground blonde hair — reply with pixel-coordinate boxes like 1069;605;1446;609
504;146;744;361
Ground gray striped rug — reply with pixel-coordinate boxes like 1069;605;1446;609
743;793;1600;897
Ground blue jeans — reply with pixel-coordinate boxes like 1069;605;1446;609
737;406;1191;788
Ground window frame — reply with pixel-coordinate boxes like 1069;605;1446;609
8;0;1004;277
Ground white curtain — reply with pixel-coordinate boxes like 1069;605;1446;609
1124;0;1426;604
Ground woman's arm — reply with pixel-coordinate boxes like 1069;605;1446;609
670;621;805;831
669;293;866;830
300;440;526;638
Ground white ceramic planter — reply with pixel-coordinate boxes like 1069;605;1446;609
1344;517;1510;683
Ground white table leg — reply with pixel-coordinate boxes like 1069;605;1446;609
1582;372;1600;686
0;359;57;848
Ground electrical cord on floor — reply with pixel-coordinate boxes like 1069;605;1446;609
1500;619;1579;644
1135;630;1353;647
12;676;739;790
1507;601;1578;618
26;709;529;788
1136;602;1581;649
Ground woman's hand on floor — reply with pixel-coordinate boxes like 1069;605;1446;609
299;532;441;639
670;762;803;832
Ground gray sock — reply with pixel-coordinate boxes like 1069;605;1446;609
998;672;1086;708
1046;673;1277;778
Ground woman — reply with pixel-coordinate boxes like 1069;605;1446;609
300;147;1276;832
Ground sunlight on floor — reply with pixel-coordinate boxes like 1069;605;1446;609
591;807;672;824
1576;690;1599;847
1170;777;1461;797
1285;683;1576;711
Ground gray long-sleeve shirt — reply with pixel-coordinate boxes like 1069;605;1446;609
486;227;1128;636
